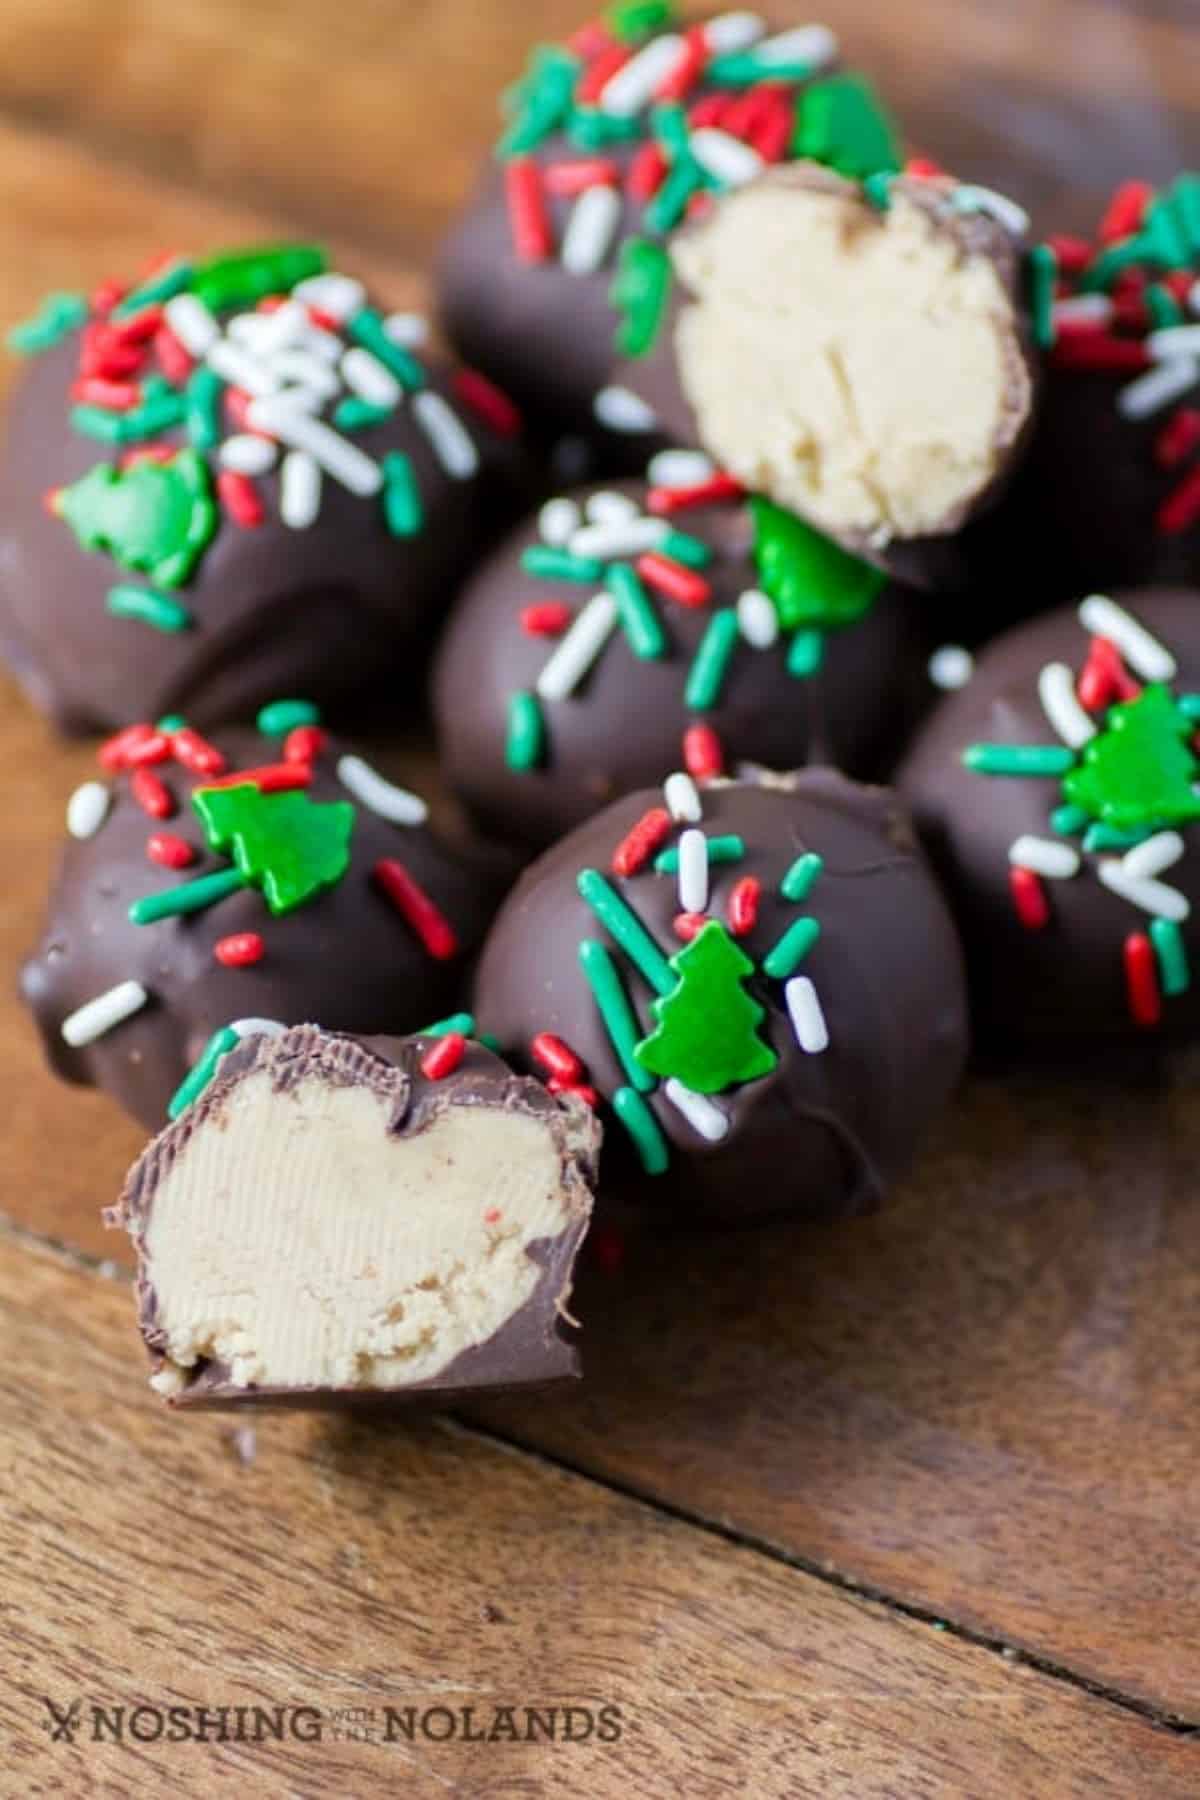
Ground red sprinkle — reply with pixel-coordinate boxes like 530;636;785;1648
99;722;161;770
627;141;668;202
904;155;946;179
689;93;733;130
575;40;629;105
257;293;289;313
727;876;761;938
118;445;176;469
1154;408;1200;470
520;601;573;637
749;101;794;164
636;551;711;608
547;1077;600;1109
42;487;62;516
1047;233;1095;275
567;20;614;58
90;278;127;316
79;322;144;379
1077;634;1140;710
170;727;226;776
655;25;707;102
283;724;328;765
421;1031;469;1080
505;158;554;264
531;1033;585;1083
214;931;266;969
198;762;311;793
452;367;523;438
647;473;744;514
224;387;263;436
1111;292;1150;334
1098;180;1154;244
482;1205;502;1225
146;832;195;869
543;157;622;196
131;766;175;820
1124;931;1161;1028
685;192;715;223
1157;466;1200;537
217;469;265;528
373;860;458;960
611;806;672;877
70;376;140;411
1009;865;1049;931
673;911;707;942
683;723;725;779
305;305;341;334
1049;334;1150;374
109;305;163;346
154;324;194;387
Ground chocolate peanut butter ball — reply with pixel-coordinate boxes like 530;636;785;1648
899;588;1200;1047
111;1025;598;1409
432;465;929;848
473;770;968;1223
21;707;509;1130
1;246;525;732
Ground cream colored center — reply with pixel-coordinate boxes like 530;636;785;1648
145;1072;571;1391
672;185;1028;542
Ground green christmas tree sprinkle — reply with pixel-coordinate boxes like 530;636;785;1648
192;784;355;916
1062;684;1200;832
634;920;777;1094
55;450;216;588
751;497;884;632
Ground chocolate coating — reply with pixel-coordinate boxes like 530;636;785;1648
473;772;968;1223
898;587;1200;1048
21;725;510;1129
432;475;930;849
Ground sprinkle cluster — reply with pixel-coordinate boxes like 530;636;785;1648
964;595;1198;1027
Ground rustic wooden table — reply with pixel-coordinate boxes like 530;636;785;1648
0;3;1197;1793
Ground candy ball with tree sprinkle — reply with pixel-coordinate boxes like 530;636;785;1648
899;588;1200;1047
1;246;526;733
472;769;967;1224
20;705;514;1130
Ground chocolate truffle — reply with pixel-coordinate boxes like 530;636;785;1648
473;770;968;1223
110;1024;598;1409
899;588;1200;1047
1;246;524;733
21;707;509;1130
1012;175;1200;599
432;465;929;848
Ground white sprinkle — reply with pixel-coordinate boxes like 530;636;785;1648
1077;594;1177;681
677;828;709;914
593;385;658;433
664;772;702;822
336;754;428;826
535;593;619;701
538;496;582;546
206;339;282;398
1097;862;1190;923
384;312;430;347
928;644;974;691
1053;294;1114;327
226;312;276;347
243;300;310;357
663;1078;729;1141
292;271;366;322
1008;835;1081;879
689;128;764;188
1038;661;1096;748
218;433;278;476
702;11;766;54
414;390;479;479
737;588;779;649
229;1017;286;1041
785;976;829;1054
163;292;219;356
66;780;110;840
599;34;685;116
569;516;668;559
247;398;382;495
61;980;148;1048
291;321;344;364
757;24;838;68
1122;831;1185;881
1118;357;1198;421
647;448;714;489
270;385;326;415
340;347;402;407
951;184;1031;236
585;490;640;525
268;349;341;397
279;451;322;529
561;183;624;275
1148;325;1200;360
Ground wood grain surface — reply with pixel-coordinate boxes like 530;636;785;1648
0;2;1198;1792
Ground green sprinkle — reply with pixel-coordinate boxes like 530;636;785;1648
335;397;394;433
1142;190;1189;269
111;258;194;321
566;107;644;150
685;608;739;709
129;867;248;925
1146;283;1183;330
1079;236;1145;294
499;47;580;158
1081;821;1157;854
190;245;326;313
168;1025;240;1120
653;835;745;874
348;307;426;391
963;744;1076;777
1150;918;1190;997
106;584;192;633
256;698;321;739
577;869;674;995
7;291;88;355
645;158;704;235
611;237;672;359
762;915;821;980
659;529;711;569
1050;804;1089;836
781;852;824;903
1028;243;1058;350
69;404;126;443
649;102;691;157
506;691;545;771
792;74;902;180
612;1085;670;1175
1178;694;1200;720
479;1032;503;1054
579;939;655;1092
421;1011;476;1039
1173;175;1200;253
708;53;814;85
606;562;667;660
786;629;826;677
863;171;894;212
71;378;189;445
521;546;604;583
156;714;187;734
608;0;674;40
185;365;224;451
381;452;424;538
